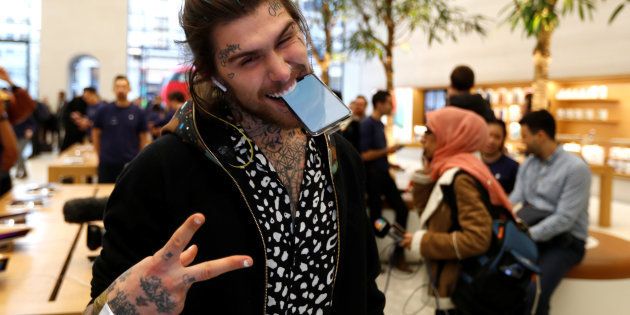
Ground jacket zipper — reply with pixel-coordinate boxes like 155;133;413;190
192;108;269;315
324;135;342;304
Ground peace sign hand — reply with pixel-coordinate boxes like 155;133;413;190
95;213;252;315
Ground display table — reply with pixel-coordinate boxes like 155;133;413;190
0;184;113;315
48;144;98;183
589;165;613;227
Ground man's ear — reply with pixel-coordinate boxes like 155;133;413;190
211;77;227;92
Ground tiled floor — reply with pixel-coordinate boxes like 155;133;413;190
12;150;630;315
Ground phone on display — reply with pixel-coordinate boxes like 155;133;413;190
281;74;351;136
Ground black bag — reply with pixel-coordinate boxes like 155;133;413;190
440;171;540;315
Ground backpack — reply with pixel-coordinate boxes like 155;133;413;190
439;171;540;315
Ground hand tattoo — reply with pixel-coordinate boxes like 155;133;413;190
183;274;197;286
135;296;149;307
162;251;174;261
218;44;241;67
140;276;177;313
109;290;139;315
268;0;282;16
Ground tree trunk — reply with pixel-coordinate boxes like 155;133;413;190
383;0;395;139
532;28;552;110
384;0;394;91
384;52;393;91
320;0;333;85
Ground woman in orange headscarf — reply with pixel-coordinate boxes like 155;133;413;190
402;107;512;314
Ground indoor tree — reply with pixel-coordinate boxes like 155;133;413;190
504;0;598;110
609;0;629;22
347;0;486;91
302;0;346;85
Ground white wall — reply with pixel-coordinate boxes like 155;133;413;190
344;0;630;98
39;0;128;108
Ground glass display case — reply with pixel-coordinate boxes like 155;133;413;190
477;86;531;141
608;139;630;177
557;135;630;178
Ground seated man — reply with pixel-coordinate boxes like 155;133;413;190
481;119;519;194
510;110;591;315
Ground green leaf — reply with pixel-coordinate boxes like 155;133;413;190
609;3;626;23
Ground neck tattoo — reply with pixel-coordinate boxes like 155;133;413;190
233;107;307;213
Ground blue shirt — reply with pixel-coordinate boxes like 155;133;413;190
94;103;148;165
359;117;389;171
485;154;519;194
509;146;591;242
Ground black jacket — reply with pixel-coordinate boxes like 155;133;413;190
448;93;495;122
90;103;385;314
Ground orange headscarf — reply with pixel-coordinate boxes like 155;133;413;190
427;107;512;211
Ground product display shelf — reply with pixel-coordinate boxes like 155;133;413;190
555;99;619;104
557;136;630;180
557;119;619;124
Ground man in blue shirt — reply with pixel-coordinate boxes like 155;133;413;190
510;110;591;315
92;75;149;183
360;90;410;272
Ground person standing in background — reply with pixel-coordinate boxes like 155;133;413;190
0;66;36;194
342;95;367;151
151;91;186;137
360;90;411;272
447;65;495;122
481;119;519;194
92;75;149;183
60;87;99;151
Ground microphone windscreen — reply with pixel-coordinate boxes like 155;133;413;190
63;197;108;223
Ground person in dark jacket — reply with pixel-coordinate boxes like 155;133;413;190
87;1;385;314
447;65;495;122
341;95;367;151
60;87;99;151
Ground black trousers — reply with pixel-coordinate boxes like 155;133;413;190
365;167;409;229
98;163;126;183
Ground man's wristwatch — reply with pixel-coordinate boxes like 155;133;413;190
0;111;8;122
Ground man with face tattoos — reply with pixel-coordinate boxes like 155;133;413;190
87;1;385;314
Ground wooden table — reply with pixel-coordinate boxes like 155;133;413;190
48;144;98;183
590;164;614;227
0;184;114;315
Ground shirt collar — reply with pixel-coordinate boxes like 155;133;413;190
542;145;563;164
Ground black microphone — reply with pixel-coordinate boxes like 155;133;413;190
62;197;108;223
373;217;406;242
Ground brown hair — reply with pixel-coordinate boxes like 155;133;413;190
113;75;130;86
180;0;310;113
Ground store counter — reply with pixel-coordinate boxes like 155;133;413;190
0;184;113;314
48;143;98;183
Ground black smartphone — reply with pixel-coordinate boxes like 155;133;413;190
281;74;351;136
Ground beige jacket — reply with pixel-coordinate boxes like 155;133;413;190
411;168;492;300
